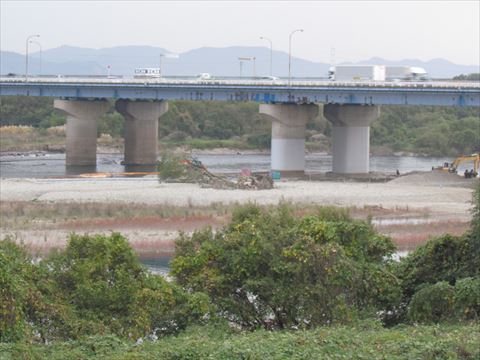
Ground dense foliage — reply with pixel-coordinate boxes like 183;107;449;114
394;183;480;323
0;233;211;343
171;204;400;329
1;95;478;155
1;323;479;360
371;106;480;156
1;186;479;357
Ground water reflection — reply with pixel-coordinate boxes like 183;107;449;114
124;164;158;173
140;256;171;276
65;165;97;176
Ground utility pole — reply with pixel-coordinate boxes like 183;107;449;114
288;29;304;86
25;34;40;81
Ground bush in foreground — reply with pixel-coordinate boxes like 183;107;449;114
396;183;480;324
171;204;400;330
0;234;212;342
1;322;479;360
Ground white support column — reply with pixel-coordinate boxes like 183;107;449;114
54;99;109;166
115;100;168;165
260;103;318;176
324;104;380;174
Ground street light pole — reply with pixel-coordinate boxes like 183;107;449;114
29;40;42;76
159;54;164;78
260;36;273;76
288;29;303;86
25;34;40;81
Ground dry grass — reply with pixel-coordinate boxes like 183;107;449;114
1;200;467;255
0;126;123;152
1;201;408;230
45;125;65;136
0;126;65;152
0;201;234;229
0;125;36;135
378;220;470;251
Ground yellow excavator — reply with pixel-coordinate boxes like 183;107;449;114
438;153;479;174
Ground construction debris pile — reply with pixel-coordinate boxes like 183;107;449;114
157;152;274;190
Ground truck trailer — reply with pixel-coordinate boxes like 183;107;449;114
329;65;428;81
329;65;386;81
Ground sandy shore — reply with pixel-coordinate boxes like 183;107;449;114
1;176;474;219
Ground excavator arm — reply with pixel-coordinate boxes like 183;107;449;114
449;154;479;173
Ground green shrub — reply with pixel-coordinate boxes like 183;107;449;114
1;233;213;343
397;234;477;301
408;281;455;323
157;151;202;182
44;233;212;339
246;132;271;148
453;277;480;321
0;239;31;341
47;233;145;323
171;204;400;330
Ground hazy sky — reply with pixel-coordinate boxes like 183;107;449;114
1;0;479;65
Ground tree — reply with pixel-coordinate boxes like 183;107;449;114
171;204;400;330
394;184;480;323
1;233;212;342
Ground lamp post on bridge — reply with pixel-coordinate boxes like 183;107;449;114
158;53;179;79
25;34;40;81
288;29;303;86
29;40;42;76
159;54;165;78
260;36;273;76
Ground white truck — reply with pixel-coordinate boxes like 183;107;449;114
385;66;428;81
329;65;428;82
329;65;386;81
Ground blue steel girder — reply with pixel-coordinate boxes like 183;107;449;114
1;81;479;107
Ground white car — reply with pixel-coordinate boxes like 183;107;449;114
197;73;212;80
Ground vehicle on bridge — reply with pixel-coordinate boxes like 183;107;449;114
329;65;429;82
385;66;428;81
329;65;386;81
196;73;213;80
134;68;161;78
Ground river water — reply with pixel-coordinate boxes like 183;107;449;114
0;152;469;178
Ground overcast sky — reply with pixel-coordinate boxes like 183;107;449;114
1;0;479;65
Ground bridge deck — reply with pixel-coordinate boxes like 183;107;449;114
1;77;479;106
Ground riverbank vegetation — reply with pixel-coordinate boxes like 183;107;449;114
1;95;478;156
1;184;479;358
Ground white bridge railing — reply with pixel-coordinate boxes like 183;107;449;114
1;76;479;90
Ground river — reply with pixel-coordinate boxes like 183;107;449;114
0;152;469;178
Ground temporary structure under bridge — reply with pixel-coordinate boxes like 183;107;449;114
180;158;274;190
80;158;274;190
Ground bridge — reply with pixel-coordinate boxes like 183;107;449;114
1;76;479;175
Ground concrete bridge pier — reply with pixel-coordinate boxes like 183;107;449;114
115;100;168;165
323;104;380;174
54;99;109;166
260;103;318;176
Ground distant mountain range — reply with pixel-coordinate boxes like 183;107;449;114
1;45;479;79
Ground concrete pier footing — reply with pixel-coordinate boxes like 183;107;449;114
260;103;318;176
115;100;168;165
324;104;380;174
54;99;109;166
